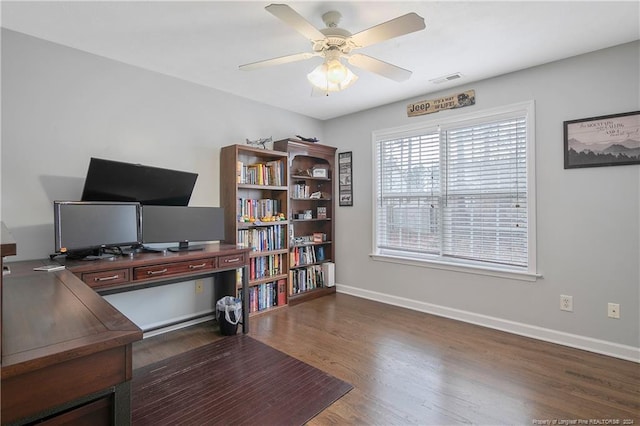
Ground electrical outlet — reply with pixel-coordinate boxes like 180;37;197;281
560;295;573;312
195;280;204;294
607;303;620;319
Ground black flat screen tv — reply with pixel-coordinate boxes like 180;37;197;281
54;201;142;258
81;157;198;206
142;205;225;252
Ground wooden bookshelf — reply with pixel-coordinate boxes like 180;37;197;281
220;144;290;315
273;139;337;306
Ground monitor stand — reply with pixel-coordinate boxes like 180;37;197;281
123;244;166;255
167;241;205;252
84;253;116;261
69;248;116;261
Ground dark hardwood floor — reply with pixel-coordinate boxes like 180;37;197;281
133;293;639;425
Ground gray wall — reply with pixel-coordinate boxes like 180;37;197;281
327;41;640;359
2;29;638;358
1;29;323;330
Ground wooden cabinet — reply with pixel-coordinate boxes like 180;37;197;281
220;144;289;315
273;139;337;305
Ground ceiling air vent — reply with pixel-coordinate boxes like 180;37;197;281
430;73;463;84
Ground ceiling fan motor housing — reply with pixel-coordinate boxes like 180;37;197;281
308;11;354;54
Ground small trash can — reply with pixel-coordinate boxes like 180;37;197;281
216;296;242;336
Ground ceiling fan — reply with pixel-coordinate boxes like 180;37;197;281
239;4;426;92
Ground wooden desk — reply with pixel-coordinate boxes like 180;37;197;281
2;244;249;424
1;261;143;425
1;222;17;365
61;243;250;333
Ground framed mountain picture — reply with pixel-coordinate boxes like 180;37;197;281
564;111;640;169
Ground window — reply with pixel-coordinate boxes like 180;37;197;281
373;102;537;278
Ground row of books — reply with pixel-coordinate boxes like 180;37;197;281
249;253;284;281
237;198;282;221
291;181;310;198
237;280;287;313
290;245;325;267
289;265;325;295
238;224;287;252
236;160;284;186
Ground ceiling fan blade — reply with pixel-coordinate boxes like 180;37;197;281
349;13;426;48
239;52;316;71
265;4;326;42
348;54;412;82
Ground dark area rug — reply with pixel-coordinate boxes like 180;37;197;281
131;334;353;425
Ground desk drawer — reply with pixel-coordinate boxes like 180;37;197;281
218;253;246;269
133;258;216;281
82;269;130;289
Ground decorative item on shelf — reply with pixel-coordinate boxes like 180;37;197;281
294;168;313;177
295;135;319;143
317;207;327;219
239;212;286;224
303;210;313;220
293;235;314;245
313;232;325;243
309;191;323;199
245;136;273;149
312;167;328;178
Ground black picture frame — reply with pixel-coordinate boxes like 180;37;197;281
564;110;640;169
338;151;353;206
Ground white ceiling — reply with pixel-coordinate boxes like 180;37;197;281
2;1;639;120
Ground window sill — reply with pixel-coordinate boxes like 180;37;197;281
369;253;541;282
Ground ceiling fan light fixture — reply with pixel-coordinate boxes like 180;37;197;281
307;59;358;92
326;59;347;83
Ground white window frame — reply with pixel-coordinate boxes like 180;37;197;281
371;101;539;281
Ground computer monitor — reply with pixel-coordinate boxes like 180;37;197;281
81;157;198;206
142;205;225;252
54;201;142;259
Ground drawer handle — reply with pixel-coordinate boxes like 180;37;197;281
189;263;207;269
94;274;120;282
224;257;241;263
147;268;168;276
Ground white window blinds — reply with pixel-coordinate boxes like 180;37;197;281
443;117;528;267
374;103;533;272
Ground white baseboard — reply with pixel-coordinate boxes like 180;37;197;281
336;284;640;363
142;313;215;339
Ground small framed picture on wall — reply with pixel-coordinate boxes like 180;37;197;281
338;151;353;206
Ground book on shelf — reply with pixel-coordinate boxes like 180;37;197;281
292;181;310;198
249;253;284;280
289;264;325;295
237;224;286;251
239;159;285;186
237;161;243;183
265;160;284;186
290;245;326;266
277;279;287;306
245;281;281;313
